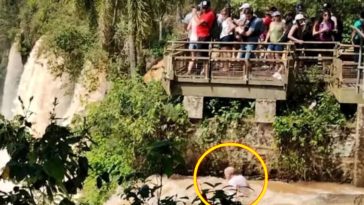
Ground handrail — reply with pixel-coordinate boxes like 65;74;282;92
166;39;361;89
167;48;290;54
168;40;338;45
167;41;294;45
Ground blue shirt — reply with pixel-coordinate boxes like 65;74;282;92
354;19;364;42
246;17;263;42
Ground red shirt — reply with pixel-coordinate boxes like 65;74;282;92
197;10;216;38
263;16;272;28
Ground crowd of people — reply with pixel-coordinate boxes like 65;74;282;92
182;1;364;80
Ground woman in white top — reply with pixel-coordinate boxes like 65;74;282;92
187;8;200;75
219;7;236;72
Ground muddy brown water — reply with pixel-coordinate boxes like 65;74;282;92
106;175;364;205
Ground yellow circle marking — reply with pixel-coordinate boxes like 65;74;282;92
193;142;268;205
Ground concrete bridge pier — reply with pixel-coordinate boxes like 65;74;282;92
183;96;204;119
182;97;277;123
354;104;364;187
255;99;276;123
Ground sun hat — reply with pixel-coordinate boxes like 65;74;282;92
200;0;210;9
239;3;251;10
272;11;281;17
295;13;305;21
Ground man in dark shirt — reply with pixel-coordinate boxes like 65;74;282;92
237;9;263;79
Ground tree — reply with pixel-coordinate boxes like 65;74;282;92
149;0;184;41
0;99;90;204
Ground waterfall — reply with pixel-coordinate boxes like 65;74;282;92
13;39;75;136
12;39;108;135
1;43;24;119
0;39;108;192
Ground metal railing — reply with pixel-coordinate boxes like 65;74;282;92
164;39;363;89
351;26;364;94
165;41;294;85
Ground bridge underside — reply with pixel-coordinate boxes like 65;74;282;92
170;80;287;100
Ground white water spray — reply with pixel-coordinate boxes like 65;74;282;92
1;43;24;119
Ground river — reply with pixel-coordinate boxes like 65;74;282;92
105;175;364;205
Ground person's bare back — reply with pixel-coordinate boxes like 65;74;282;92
224;166;253;197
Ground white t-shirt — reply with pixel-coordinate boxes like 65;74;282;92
220;19;233;39
228;175;249;189
189;17;198;42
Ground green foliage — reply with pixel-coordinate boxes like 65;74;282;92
198;99;254;146
77;78;190;204
119;179;242;205
45;23;96;79
274;92;346;180
0;99;90;204
189;99;255;176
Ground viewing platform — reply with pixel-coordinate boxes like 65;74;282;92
164;41;294;101
162;29;364;121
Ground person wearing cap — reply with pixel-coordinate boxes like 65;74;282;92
295;2;304;15
288;14;305;45
239;3;251;20
195;0;216;76
233;4;251;58
262;7;277;35
236;9;263;78
260;7;276;62
265;11;286;80
234;3;251;26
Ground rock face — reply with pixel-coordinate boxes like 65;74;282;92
143;60;165;83
10;39;108;136
62;61;109;126
186;121;356;182
14;39;74;136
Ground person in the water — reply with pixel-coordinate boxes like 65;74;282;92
224;166;253;197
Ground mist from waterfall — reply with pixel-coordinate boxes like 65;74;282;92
0;39;108;192
1;43;24;119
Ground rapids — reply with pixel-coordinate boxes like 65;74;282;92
106;175;364;205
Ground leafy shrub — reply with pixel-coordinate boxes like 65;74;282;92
119;179;243;205
0;99;90;205
77;78;190;204
45;22;96;79
189;99;255;176
274;92;346;180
